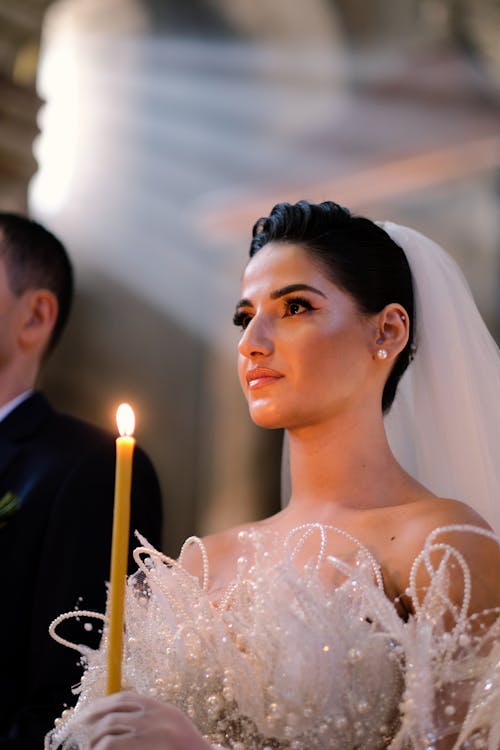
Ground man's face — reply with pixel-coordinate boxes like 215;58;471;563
0;255;26;368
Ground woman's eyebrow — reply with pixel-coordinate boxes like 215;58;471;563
235;297;252;310
235;283;327;311
270;283;327;299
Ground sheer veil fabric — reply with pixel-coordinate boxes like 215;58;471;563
282;222;500;535
379;222;500;536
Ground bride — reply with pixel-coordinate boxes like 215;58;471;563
48;201;500;749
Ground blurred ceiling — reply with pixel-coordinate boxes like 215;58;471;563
0;0;499;214
0;0;51;211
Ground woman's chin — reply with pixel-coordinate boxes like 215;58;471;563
249;407;287;431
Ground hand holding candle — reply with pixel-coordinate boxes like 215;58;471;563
107;403;136;695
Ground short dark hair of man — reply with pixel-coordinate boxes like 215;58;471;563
0;213;73;353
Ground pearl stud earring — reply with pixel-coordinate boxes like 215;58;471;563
376;348;388;360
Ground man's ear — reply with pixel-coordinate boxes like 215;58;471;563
18;289;58;354
370;303;409;361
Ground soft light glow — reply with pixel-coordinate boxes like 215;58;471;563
116;403;135;437
29;29;80;215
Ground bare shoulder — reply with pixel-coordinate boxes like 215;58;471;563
402;495;492;538
397;496;500;612
395;495;495;566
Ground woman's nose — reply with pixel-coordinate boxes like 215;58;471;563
238;315;274;359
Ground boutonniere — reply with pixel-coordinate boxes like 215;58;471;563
0;491;20;529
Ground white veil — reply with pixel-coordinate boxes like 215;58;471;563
282;222;500;536
380;222;500;535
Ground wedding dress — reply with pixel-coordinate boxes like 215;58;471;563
47;522;500;750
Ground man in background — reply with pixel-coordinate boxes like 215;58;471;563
0;213;163;748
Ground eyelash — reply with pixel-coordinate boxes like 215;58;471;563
233;296;317;330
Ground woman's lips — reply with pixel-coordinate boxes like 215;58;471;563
246;367;284;390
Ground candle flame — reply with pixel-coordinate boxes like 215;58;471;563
116;403;135;437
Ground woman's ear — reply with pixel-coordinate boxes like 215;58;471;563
18;289;59;355
371;303;409;361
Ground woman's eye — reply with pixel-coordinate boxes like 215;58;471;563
284;298;314;317
233;311;252;330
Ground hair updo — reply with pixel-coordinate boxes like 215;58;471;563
249;200;415;414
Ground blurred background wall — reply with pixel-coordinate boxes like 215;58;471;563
0;0;499;553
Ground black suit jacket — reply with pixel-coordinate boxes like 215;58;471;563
0;392;162;748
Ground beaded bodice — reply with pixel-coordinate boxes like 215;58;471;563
47;524;500;750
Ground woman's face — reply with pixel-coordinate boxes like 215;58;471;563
235;242;378;431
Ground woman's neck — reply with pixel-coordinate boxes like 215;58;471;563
286;405;409;514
